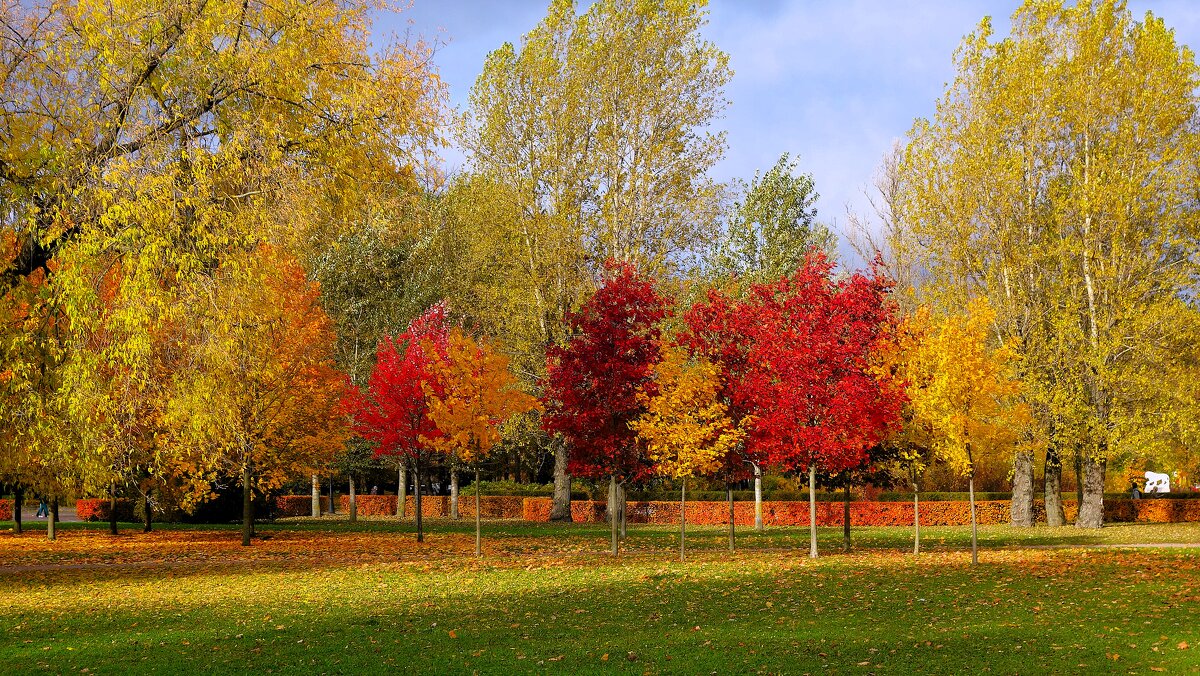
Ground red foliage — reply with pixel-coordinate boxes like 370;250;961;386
74;499;135;522
345;303;449;464
0;499;11;521
542;261;669;482
681;251;902;477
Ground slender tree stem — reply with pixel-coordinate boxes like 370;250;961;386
809;464;818;559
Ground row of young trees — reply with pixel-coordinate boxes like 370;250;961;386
3;0;1197;552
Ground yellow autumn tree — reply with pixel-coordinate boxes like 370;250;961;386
169;246;348;546
873;307;938;555
422;329;540;556
907;299;1030;564
632;345;746;562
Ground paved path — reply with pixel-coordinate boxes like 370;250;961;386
12;506;80;523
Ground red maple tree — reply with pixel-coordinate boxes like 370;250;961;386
345;302;449;542
542;261;669;555
683;251;902;556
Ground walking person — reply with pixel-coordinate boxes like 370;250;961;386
35;496;48;518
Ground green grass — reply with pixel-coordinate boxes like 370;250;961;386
1;520;1198;674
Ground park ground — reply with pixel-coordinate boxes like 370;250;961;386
0;519;1197;674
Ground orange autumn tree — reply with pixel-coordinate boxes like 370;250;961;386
170;246;348;546
422;328;539;556
632;345;747;562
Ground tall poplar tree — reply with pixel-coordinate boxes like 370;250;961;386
895;0;1200;527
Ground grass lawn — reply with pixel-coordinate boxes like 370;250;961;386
1;518;1197;674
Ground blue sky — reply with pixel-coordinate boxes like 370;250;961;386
376;1;1200;258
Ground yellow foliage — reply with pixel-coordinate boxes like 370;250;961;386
632;346;746;481
904;300;1030;478
422;329;540;466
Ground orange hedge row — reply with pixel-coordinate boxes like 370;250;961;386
275;495;329;517
521;498;1200;526
0;499;11;521
75;498;135;522
330;495;526;519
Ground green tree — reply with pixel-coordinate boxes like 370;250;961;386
710;153;834;284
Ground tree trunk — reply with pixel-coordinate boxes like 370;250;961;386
143;491;153;533
13;487;22;534
474;468;482;557
311;474;321;517
328;474;336;514
1044;444;1065;527
242;464;253;547
608;475;618;557
727;484;735;552
549;438;572;522
47;497;56;541
753;463;764;532
450;470;459;520
679;478;686;563
842;482;851;552
1010;450;1035;527
1075;456;1105;529
912;484;920;555
109;491;118;535
414;461;424;543
397;462;407;518
618;482;627;540
968;474;978;565
1074;451;1084;507
808;464;818;559
349;475;357;523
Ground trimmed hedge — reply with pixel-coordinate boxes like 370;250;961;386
521;497;1200;526
0;499;11;521
75;498;136;522
332;495;528;519
275;495;329;517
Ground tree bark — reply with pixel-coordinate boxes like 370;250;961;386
328;473;336;514
842;482;851;552
727;484;735;552
397;462;407;518
450;470;459;520
311;474;321;517
618;482;627;540
1074;451;1084;507
1075;456;1105;529
1044;444;1065;527
1010;450;1035;527
349;475;357;523
912;484;920;555
143;491;153;533
13;487;22;534
608;475;618;557
474;468;482;557
753;463;764;532
47;497;57;541
242;464;253;547
968;474;978;565
414;461;424;543
549;438;572;522
109;491;118;535
680;478;686;563
808;464;818;559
